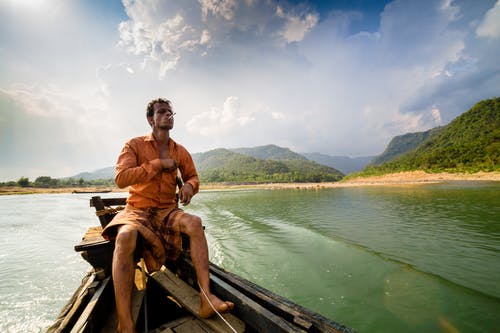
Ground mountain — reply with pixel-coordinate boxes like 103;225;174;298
70;166;115;181
73;145;344;183
192;148;344;183
302;153;374;175
369;127;444;166
368;97;500;173
230;144;308;161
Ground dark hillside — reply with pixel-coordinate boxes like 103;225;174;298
370;127;444;165
369;97;500;173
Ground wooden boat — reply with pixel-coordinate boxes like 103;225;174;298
47;196;355;333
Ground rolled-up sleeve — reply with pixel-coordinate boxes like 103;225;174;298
178;146;199;194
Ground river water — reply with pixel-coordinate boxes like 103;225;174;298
0;182;499;332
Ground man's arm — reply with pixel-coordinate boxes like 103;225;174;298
115;141;163;188
177;146;199;205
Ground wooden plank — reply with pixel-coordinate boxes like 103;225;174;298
98;270;146;333
159;329;175;333
90;197;111;227
146;316;192;333
131;283;146;326
151;268;245;333
208;262;354;333
98;306;117;333
75;229;110;251
174;258;306;333
209;274;306;333
47;272;96;333
70;277;112;333
90;197;127;208
173;317;217;333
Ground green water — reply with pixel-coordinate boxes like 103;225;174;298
0;182;499;332
190;182;500;333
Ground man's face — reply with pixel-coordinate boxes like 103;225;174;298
150;102;174;130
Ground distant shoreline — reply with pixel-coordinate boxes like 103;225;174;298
1;171;498;195
201;171;499;190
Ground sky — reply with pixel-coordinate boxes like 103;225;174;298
0;0;499;181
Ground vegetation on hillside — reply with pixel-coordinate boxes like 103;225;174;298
363;97;500;174
193;148;343;183
230;144;308;161
369;127;444;166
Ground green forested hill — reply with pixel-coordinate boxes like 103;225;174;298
230;144;308;161
367;97;500;173
192;148;344;182
65;145;344;183
370;127;444;166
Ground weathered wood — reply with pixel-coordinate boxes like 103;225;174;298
74;227;113;270
147;316;193;333
90;197;127;208
70;276;112;333
47;272;96;333
98;306;117;333
151;267;245;333
208;262;354;333
89;196;126;227
209;274;306;333
74;227;109;251
172;317;218;333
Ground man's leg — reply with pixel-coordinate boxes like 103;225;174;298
178;214;234;318
112;225;139;333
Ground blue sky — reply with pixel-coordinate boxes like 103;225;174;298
0;0;499;181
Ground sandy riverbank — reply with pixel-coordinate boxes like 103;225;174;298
1;171;498;195
201;171;499;190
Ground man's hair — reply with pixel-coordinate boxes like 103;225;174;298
146;98;172;117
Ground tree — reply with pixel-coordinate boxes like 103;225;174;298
34;176;56;187
17;177;30;187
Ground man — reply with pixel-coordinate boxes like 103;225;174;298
102;98;234;333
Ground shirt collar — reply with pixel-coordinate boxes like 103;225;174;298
145;133;176;147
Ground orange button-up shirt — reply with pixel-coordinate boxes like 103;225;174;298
115;134;199;209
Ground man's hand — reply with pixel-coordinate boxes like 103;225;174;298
179;182;194;206
160;158;177;172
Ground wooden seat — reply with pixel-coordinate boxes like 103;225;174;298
73;196;125;271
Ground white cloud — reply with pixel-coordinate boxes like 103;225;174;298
2;0;499;180
186;96;255;136
0;84;120;180
431;107;442;124
199;0;238;21
200;29;211;45
277;6;319;43
476;0;500;38
1;84;79;119
0;84;111;132
271;112;285;119
119;2;212;77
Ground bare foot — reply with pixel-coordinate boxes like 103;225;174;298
198;293;235;319
117;321;137;333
